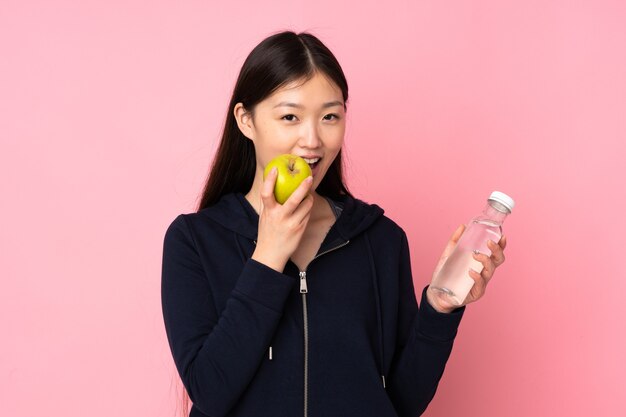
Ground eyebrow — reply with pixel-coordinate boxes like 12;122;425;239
273;100;344;109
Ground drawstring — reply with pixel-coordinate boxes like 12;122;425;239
365;232;386;388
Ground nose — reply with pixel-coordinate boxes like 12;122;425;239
299;121;322;148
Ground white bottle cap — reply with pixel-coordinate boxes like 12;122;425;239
488;191;515;212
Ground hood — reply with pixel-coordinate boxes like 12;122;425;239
199;191;385;242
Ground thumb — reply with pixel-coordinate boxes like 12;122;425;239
450;223;465;244
443;223;466;257
433;224;466;277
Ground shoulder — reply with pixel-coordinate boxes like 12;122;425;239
164;211;204;232
163;210;227;242
368;214;408;254
350;195;407;254
374;213;406;235
162;212;198;246
352;195;406;241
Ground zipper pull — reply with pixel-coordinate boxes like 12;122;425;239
299;271;308;293
382;375;386;388
269;346;273;360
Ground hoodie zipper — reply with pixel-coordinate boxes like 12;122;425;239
253;238;350;417
299;239;350;417
300;271;309;417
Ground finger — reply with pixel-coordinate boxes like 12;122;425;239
290;193;315;227
260;167;279;208
284;175;314;211
468;268;486;297
472;251;495;280
451;224;466;243
439;224;466;261
499;235;507;250
487;240;506;266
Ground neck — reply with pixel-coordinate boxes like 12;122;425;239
483;202;509;224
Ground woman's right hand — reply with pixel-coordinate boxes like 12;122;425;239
251;167;315;272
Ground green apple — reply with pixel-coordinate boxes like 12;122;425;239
263;154;312;204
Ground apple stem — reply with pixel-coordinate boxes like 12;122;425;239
287;158;300;176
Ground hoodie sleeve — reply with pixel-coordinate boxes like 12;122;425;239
161;214;296;417
387;230;466;417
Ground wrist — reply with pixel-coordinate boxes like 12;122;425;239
251;250;287;273
426;286;456;314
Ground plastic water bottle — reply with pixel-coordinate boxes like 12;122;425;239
431;191;515;306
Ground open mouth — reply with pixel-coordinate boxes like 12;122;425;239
303;157;321;172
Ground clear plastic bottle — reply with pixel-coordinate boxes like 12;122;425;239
431;191;515;306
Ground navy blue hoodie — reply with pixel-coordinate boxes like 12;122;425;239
161;191;465;417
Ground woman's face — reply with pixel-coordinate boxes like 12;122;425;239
234;71;346;191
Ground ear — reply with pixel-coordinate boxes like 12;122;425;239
233;102;255;141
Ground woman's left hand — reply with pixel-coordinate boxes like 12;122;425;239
426;224;508;313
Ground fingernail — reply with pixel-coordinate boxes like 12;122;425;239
306;176;313;183
272;167;277;174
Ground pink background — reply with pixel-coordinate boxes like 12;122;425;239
2;1;625;416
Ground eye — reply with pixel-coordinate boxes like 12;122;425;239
323;114;340;121
281;114;298;122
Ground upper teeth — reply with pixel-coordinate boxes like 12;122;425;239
303;157;320;164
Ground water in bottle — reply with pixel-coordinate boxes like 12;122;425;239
431;191;515;306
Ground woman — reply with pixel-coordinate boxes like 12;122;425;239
161;30;507;417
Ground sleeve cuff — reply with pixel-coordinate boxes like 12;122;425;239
232;258;297;313
417;285;466;341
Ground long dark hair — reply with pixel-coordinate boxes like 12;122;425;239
175;30;353;416
195;30;353;212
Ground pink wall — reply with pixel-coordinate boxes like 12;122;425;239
2;1;625;416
